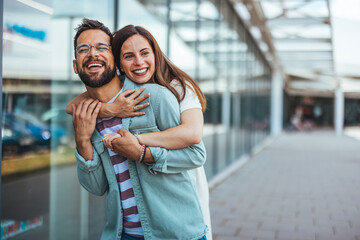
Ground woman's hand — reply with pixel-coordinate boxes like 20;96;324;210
111;129;143;160
100;87;150;118
102;133;121;151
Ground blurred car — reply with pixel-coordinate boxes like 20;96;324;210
4;113;51;147
2;112;68;154
41;106;72;145
2;116;35;157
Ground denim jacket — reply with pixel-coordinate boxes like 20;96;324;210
75;77;207;240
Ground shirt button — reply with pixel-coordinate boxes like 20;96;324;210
118;232;121;236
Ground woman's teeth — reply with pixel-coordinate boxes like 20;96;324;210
134;69;147;74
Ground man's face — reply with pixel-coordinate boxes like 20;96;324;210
73;29;116;88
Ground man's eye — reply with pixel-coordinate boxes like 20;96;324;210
97;47;108;51
96;44;109;51
78;48;89;53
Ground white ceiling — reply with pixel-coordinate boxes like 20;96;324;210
233;0;360;96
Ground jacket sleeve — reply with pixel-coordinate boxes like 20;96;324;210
75;140;108;196
146;85;206;174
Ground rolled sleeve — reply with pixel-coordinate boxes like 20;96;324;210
75;144;108;196
146;86;207;174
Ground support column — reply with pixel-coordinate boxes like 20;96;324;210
334;87;344;136
270;69;284;136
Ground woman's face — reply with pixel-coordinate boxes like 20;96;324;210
120;34;155;84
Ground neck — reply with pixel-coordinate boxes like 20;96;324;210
86;75;123;102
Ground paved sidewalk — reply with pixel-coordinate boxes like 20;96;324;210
210;131;360;240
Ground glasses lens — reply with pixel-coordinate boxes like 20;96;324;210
95;43;110;52
77;44;90;55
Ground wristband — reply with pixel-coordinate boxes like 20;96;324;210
141;146;147;163
138;145;146;163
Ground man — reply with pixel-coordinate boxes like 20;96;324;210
71;18;207;240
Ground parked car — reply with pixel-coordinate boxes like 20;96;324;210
2;112;68;154
2;116;35;157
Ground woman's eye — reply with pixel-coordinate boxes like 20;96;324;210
142;51;149;56
124;55;133;59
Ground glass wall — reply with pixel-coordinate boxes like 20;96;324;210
1;0;272;239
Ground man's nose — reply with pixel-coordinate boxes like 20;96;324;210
89;46;99;57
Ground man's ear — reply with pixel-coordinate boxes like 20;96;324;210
73;59;78;74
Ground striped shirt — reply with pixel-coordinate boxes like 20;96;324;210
96;90;143;237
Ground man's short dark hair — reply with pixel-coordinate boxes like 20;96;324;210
73;18;112;58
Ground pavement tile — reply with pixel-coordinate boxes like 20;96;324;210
209;131;360;240
277;230;316;240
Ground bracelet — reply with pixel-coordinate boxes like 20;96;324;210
138;145;146;163
141;146;147;163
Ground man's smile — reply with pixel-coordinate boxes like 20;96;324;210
84;60;106;72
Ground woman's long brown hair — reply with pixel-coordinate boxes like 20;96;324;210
112;25;207;112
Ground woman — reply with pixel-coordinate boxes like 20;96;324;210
67;24;211;239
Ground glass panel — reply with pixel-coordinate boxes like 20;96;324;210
1;0;114;239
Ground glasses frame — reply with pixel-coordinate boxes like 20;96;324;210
76;43;111;56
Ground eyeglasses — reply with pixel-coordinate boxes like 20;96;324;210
76;43;111;56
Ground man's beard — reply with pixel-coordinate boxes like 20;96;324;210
77;59;116;88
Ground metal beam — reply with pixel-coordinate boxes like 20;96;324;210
235;0;282;72
273;37;331;43
278;50;333;55
173;19;217;29
267;17;330;27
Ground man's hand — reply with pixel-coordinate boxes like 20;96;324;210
72;98;101;160
111;129;143;160
101;87;150;118
103;133;121;151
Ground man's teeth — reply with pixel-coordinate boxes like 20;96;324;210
88;63;102;68
134;69;147;74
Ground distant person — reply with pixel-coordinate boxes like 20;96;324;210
69;18;208;239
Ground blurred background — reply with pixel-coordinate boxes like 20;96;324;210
1;0;359;239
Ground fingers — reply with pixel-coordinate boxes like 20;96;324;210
128;87;146;100
121;89;136;97
71;104;75;117
103;133;121;150
133;102;150;111
134;92;150;104
86;99;100;118
76;98;99;118
116;128;128;137
128;111;146;117
92;101;102;118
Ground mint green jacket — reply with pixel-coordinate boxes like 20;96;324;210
75;77;208;240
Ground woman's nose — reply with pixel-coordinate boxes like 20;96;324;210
134;55;144;65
